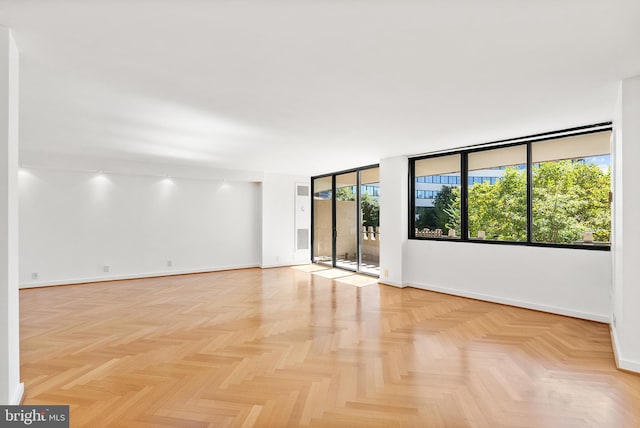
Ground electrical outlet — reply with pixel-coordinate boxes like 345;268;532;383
613;314;617;327
167;260;173;267
383;269;389;278
31;272;38;280
103;265;110;273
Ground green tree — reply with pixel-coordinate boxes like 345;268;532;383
415;185;459;232
446;169;527;240
361;193;379;228
433;186;457;231
444;161;610;243
532;160;610;243
443;186;461;235
415;207;436;231
336;186;379;228
472;169;527;240
336;186;355;201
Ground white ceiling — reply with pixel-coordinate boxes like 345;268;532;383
1;0;639;176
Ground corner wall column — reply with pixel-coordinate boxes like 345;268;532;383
379;156;408;287
0;26;21;404
612;74;640;373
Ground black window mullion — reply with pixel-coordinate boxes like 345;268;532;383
461;153;468;241
310;179;315;263
331;175;337;268
356;171;361;271
526;142;533;244
408;160;416;238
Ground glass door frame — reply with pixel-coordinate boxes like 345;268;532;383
311;163;379;276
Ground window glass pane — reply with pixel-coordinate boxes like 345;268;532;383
313;176;332;265
360;167;380;276
335;172;357;270
414;154;461;239
468;145;527;241
532;131;611;245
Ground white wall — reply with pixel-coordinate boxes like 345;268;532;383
379;154;612;323
20;151;264;183
19;168;262;287
378;156;408;287
0;27;22;405
261;173;310;267
611;75;640;372
404;241;611;322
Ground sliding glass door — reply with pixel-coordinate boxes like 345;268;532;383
311;166;380;276
335;172;358;270
312;176;333;266
359;167;380;275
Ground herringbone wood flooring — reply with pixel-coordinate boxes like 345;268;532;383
20;266;640;427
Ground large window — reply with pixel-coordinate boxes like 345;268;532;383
409;125;611;250
532;133;611;245
413;154;461;239
468;145;527;242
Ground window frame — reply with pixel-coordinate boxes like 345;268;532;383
311;163;381;273
408;123;612;251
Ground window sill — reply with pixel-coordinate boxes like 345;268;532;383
408;236;611;251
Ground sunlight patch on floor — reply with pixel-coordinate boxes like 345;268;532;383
291;264;330;272
335;275;378;287
312;268;355;279
291;264;378;287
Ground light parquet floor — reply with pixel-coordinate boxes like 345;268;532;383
20;266;640;427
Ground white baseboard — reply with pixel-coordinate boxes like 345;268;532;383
611;324;622;367
610;325;640;373
407;281;610;323
11;382;24;405
618;357;640;373
261;261;310;269
19;264;260;289
378;279;405;288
